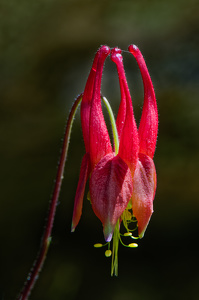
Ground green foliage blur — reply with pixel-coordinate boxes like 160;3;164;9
0;0;199;299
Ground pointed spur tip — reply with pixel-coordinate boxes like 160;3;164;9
99;45;111;56
128;44;139;55
111;47;122;54
110;47;123;63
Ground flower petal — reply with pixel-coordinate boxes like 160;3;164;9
111;48;139;175
131;153;157;238
90;153;133;242
128;45;158;159
71;153;90;232
89;46;112;170
111;48;126;141
81;49;100;153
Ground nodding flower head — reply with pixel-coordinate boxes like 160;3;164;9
69;44;158;276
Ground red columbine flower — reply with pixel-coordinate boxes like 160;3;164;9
70;44;158;275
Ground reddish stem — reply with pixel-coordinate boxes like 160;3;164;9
17;94;83;300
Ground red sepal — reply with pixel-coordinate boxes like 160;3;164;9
131;153;157;238
111;48;139;175
128;45;158;158
81;50;100;153
71;153;90;232
89;46;112;170
90;153;133;242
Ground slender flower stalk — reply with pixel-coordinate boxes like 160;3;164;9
17;94;82;300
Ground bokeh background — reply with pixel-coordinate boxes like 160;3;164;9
1;0;199;299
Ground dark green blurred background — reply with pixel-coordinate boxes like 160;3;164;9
0;0;199;299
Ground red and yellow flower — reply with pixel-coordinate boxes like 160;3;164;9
70;45;158;275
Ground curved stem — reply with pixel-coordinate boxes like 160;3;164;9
17;94;82;300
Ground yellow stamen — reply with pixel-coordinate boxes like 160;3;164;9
131;235;139;240
93;216;139;276
124;210;132;221
105;250;112;257
111;220;120;276
123;232;132;237
128;243;138;248
94;243;103;248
